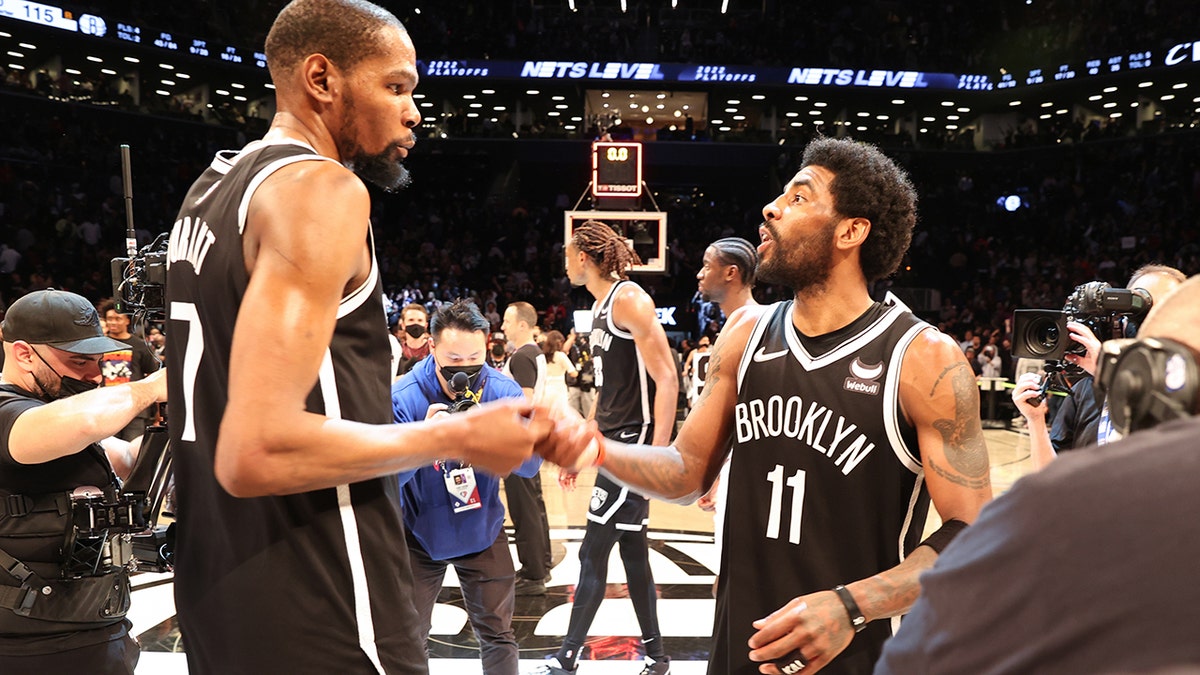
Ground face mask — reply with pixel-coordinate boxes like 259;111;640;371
439;363;483;392
405;324;427;339
31;348;100;400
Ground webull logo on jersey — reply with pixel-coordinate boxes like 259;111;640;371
734;395;875;475
843;357;883;396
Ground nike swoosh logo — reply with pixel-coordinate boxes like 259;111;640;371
618;431;638;440
753;346;790;363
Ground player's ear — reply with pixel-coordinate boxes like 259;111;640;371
837;216;871;250
301;53;337;103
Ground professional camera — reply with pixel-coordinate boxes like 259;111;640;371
111;232;168;320
1012;281;1153;402
446;371;481;413
1012;281;1152;361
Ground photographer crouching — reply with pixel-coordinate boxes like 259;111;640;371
392;299;541;674
0;290;167;674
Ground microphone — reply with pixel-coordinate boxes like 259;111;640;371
450;371;470;395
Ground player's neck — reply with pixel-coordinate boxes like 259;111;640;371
718;287;757;317
587;275;617;303
790;284;874;337
264;113;335;159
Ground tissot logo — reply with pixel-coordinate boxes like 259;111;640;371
520;61;665;80
843;357;883;396
787;67;930;88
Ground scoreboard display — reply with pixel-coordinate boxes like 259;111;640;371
591;142;642;198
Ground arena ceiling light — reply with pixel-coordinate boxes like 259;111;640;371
155;89;170;96
1040;101;1053;107
527;89;540;95
1057;108;1069;114
1103;102;1117;108
876;114;889;120
215;89;230;96
1138;81;1153;88
87;55;102;62
922;116;935;121
161;79;175;86
1161;94;1175;101
124;56;139;63
891;99;905;105
785;111;799;117
658;93;669;99
732;115;745;120
1009;100;1022;106
231;83;245;89
159;63;173;70
946;123;959;129
470;103;483;108
1088;94;1102;101
1110;111;1123;118
234;95;247;102
813;101;827;107
1172;83;1188;89
1104;86;1118;93
857;111;870;117
7;63;23;70
752;94;765;100
463;94;476;99
18;42;35;49
5;51;22;58
100;68;116;75
957;107;970;113
65;68;81;75
794;95;808;102
494;105;506;111
940;100;954;107
947;114;959;120
413;93;425;99
176;73;190;79
265;83;275;90
552;95;565;101
482;89;495;94
711;119;724;125
1039;113;1051;119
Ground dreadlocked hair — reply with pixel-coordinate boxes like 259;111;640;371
571;220;641;280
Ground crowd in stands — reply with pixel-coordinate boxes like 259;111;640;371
1;88;1196;386
78;0;1200;77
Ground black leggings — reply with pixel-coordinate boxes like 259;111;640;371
559;519;665;662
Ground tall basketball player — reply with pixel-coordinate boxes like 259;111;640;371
547;138;993;675
164;1;585;673
532;221;679;675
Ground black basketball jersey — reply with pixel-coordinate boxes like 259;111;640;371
709;297;930;675
165;140;426;675
589;280;656;436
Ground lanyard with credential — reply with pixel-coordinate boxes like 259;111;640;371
434;459;482;513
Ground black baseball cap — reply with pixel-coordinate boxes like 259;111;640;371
2;290;127;355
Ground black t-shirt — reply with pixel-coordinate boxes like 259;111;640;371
0;384;128;655
1049;375;1100;452
505;343;545;393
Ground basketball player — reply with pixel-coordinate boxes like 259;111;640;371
546;138;993;675
534;221;679;674
164;2;585;672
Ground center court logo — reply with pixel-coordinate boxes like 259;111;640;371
843;357;883;396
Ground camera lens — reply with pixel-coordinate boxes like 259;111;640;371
1023;316;1061;358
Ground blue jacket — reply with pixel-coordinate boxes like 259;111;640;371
393;356;541;560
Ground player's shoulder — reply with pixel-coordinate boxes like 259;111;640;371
903;325;967;371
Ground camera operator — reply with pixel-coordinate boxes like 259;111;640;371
877;274;1200;674
1011;265;1185;469
392;300;540;674
0;290;167;674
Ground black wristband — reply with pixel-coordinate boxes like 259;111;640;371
832;584;867;633
919;518;969;554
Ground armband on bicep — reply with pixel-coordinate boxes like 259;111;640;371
919;518;968;554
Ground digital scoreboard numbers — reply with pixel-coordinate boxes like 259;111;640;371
592;142;642;198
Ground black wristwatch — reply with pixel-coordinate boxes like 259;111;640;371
832;584;867;633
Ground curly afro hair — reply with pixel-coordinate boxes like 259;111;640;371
801;137;917;283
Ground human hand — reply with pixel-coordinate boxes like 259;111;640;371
748;590;856;674
557;466;578;491
1063;321;1100;375
696;475;720;512
454;399;542;477
1011;371;1048;420
531;400;604;472
425;403;449;421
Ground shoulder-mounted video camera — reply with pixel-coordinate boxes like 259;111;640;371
1011;281;1153;402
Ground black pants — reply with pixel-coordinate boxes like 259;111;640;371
0;630;138;675
503;472;551;580
558;517;665;663
407;528;519;675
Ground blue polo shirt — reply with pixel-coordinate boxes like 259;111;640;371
392;356;541;560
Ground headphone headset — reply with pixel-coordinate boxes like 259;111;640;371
1096;337;1199;436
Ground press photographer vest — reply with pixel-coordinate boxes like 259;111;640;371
0;388;131;635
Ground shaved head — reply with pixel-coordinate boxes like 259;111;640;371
1140;274;1200;349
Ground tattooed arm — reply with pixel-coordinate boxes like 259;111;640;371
596;304;763;504
836;329;994;625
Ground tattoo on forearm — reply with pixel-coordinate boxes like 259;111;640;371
692;352;722;410
930;362;991;489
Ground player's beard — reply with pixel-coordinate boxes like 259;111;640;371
338;92;413;193
757;218;837;293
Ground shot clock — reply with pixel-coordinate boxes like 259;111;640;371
591;142;643;198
